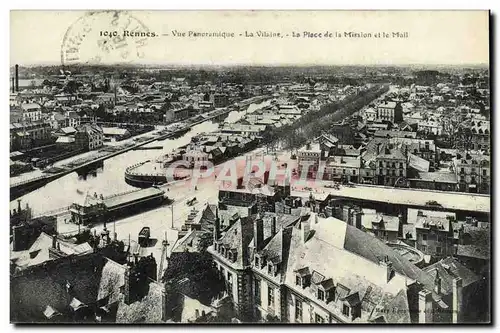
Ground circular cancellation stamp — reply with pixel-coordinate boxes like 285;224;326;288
61;10;153;66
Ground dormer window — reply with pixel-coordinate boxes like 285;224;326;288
294;267;311;288
267;263;274;275
230;249;237;262
318;289;325;301
342;304;350;317
296;276;302;286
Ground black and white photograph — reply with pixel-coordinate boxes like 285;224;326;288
8;10;491;324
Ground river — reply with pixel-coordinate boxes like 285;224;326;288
11;100;271;214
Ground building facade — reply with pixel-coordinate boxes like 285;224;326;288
452;151;490;194
75;123;104;151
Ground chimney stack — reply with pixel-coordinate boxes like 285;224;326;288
213;208;221;243
434;271;441;295
15;64;19;92
300;220;310;243
452;277;463;323
270;215;277;236
418;289;433;323
379;256;394;283
52;234;57;249
253;215;264;251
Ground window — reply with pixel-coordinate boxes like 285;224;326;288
342;304;350;317
318;289;325;301
422;234;427;241
353;170;356;175
483;169;487;176
392;162;396;168
255;256;260;267
268;286;275;307
379;161;383;168
315;313;325;323
268;263;273;275
254;279;261;305
295;299;303;321
421;245;427;252
343;169;346;174
399;170;404;176
227;272;233;293
436;247;442;254
392;170;396;176
399;162;403;169
295;276;301;286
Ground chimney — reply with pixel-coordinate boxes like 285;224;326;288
52;234;57;249
355;210;363;229
12;225;22;252
253;215;264;251
301;220;310;243
379;256;394;283
17;199;21;213
271;215;277;236
452;277;463;323
213;208;221;242
434;272;441;295
15;64;19;92
11;77;15;93
418;289;433;323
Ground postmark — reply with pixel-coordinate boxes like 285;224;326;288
61;10;152;66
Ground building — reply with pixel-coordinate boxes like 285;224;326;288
324;156;361;183
359;209;401;243
211;93;229;108
209;212;469;323
20;103;42;122
417;120;442;135
452;151;490;194
469;120;490;153
377;101;403;123
75;123;104;151
375;144;407;186
297;143;322;179
164;107;190;123
403;208;456;259
423;257;488;322
10;122;52;151
102;127;131;141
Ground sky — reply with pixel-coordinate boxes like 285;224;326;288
10;10;489;67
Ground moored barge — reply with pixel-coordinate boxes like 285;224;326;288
69;187;168;225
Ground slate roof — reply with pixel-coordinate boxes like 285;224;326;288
282;214;444;322
423;257;481;295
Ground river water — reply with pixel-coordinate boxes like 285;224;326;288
11;100;271;214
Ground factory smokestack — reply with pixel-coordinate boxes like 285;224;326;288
15;64;19;92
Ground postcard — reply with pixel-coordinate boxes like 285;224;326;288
9;10;490;324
